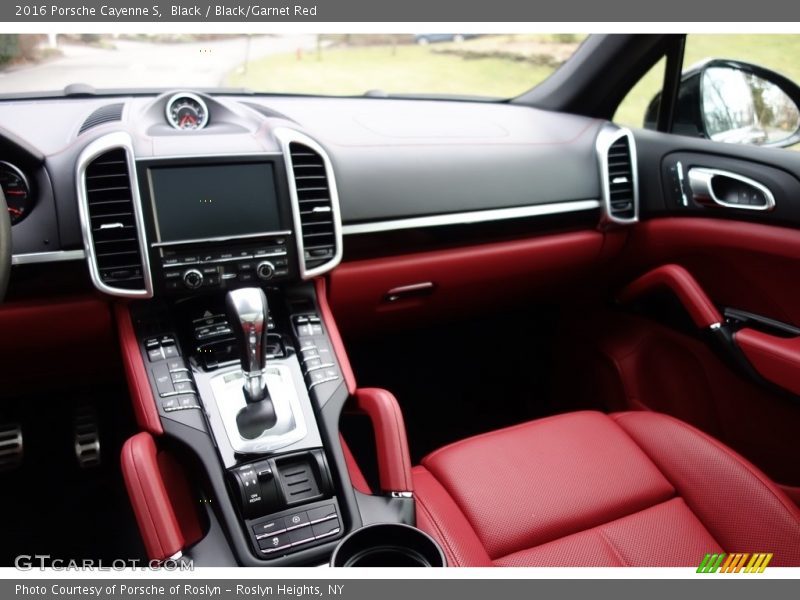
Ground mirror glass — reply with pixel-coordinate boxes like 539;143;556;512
701;66;800;145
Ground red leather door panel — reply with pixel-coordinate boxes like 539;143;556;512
621;217;800;326
736;328;800;396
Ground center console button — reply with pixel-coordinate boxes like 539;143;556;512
256;261;275;281
283;511;310;530
178;395;200;409
307;505;337;523
161;397;178;412
147;347;164;362
303;358;323;370
258;533;291;552
162;345;179;359
288;526;315;546
253;519;285;537
171;371;192;383
166;358;186;371
173;380;195;394
311;518;340;540
152;364;175;396
238;271;255;283
183;269;203;290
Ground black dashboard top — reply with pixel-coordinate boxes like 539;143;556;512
1;90;614;294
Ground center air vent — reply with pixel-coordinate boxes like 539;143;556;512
79;103;124;135
598;126;638;225
80;140;151;297
282;133;342;277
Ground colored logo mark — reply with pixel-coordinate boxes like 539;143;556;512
697;553;773;573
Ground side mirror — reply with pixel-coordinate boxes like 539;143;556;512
645;59;800;148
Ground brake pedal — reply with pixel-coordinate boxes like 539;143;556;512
73;407;101;469
0;423;23;471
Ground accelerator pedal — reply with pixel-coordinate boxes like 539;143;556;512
0;423;23;471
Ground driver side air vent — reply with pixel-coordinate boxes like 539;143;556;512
598;126;638;225
83;148;146;292
607;136;635;220
288;142;338;272
79;103;124;135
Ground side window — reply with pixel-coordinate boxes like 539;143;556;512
614;35;800;150
613;58;665;129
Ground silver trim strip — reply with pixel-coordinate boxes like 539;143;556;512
151;230;292;248
687;167;776;212
12;250;86;265
138;152;283;161
596;123;639;226
273;127;344;280
76;131;154;298
341;199;601;236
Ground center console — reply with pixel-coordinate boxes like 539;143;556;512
131;283;350;563
76;113;425;566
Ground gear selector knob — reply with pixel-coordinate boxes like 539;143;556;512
226;288;277;437
226;287;270;402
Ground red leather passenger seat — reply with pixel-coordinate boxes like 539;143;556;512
413;411;800;566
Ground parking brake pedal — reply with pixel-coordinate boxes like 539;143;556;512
0;423;23;471
73;407;101;469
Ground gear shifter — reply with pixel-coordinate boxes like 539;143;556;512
225;288;277;438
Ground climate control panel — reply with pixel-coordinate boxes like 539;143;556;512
155;235;295;294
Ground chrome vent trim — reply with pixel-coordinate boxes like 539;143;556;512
274;128;343;280
76;132;153;298
596;124;639;225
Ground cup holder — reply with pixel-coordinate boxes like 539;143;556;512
331;523;447;567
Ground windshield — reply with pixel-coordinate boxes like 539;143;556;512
0;33;586;98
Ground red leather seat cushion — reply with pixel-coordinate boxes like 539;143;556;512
413;410;800;566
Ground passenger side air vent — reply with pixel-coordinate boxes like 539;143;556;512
79;103;124;135
287;140;341;274
82;147;148;293
598;126;638;225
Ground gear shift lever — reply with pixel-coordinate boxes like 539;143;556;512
225;288;277;438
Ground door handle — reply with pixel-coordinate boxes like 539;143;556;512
687;167;775;211
383;282;435;303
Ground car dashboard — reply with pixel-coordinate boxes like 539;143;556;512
0;89;635;566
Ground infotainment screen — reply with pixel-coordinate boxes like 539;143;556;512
149;162;281;243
